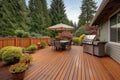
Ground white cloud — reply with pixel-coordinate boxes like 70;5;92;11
66;9;81;23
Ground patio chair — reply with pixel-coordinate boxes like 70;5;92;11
54;40;62;50
51;39;55;49
65;40;72;50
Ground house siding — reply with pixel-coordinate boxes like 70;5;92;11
91;0;120;64
99;21;120;64
99;21;109;41
106;42;120;64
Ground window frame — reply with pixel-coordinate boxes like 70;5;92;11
110;11;120;43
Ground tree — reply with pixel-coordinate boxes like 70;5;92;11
50;0;69;25
84;24;98;34
29;0;51;36
29;0;44;34
41;0;51;27
49;0;70;37
78;0;97;28
75;26;87;37
0;0;29;37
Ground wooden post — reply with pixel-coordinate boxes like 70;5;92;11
2;39;4;48
30;38;32;45
14;37;17;46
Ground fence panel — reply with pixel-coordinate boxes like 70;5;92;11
0;38;51;49
1;38;15;48
31;38;40;45
17;38;31;47
0;39;3;49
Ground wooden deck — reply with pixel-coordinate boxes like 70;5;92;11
24;46;120;80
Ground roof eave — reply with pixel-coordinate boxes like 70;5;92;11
90;0;109;26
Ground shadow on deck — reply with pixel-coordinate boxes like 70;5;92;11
24;46;120;80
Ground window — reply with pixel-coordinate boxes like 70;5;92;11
118;13;120;42
110;12;120;42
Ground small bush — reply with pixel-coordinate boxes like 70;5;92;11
20;54;32;64
0;46;14;59
15;30;24;38
72;37;80;45
72;34;86;45
79;34;86;45
9;63;28;73
40;41;48;48
27;44;38;52
22;32;29;38
2;46;22;64
15;30;29;38
20;47;26;53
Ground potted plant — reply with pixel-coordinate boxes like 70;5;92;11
37;42;42;49
9;63;28;80
20;54;32;65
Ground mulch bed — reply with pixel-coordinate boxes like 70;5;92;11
0;59;12;80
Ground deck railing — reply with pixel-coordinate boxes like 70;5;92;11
0;37;51;49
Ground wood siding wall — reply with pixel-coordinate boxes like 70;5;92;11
99;20;120;63
0;38;51;49
99;21;109;41
106;42;120;64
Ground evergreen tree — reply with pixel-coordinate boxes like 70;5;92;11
40;0;51;36
78;0;97;28
41;0;51;27
29;0;44;34
18;0;30;31
0;0;29;37
29;0;51;36
50;0;69;25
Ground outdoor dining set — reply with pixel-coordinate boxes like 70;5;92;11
51;39;72;50
47;23;74;51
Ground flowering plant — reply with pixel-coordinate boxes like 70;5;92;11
84;24;98;34
59;32;73;39
9;63;28;73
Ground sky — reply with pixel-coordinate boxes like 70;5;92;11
26;0;103;23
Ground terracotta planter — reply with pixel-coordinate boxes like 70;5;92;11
12;71;25;80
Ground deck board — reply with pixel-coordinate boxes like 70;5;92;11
24;46;120;80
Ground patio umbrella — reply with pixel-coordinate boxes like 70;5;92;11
47;23;74;31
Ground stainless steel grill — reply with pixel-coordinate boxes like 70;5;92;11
83;35;107;56
83;35;96;44
83;35;96;55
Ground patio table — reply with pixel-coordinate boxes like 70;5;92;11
60;40;70;50
60;40;70;43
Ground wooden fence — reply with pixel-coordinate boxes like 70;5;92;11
0;38;51;49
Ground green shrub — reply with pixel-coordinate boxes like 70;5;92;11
40;41;48;48
15;30;29;38
30;32;42;38
79;34;86;45
27;44;38;52
72;37;80;45
0;46;14;59
9;63;28;73
2;46;22;64
20;47;26;53
22;32;29;38
20;54;32;64
72;34;86;45
15;30;24;38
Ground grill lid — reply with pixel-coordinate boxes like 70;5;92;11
83;35;96;44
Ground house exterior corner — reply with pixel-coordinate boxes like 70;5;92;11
90;0;120;63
